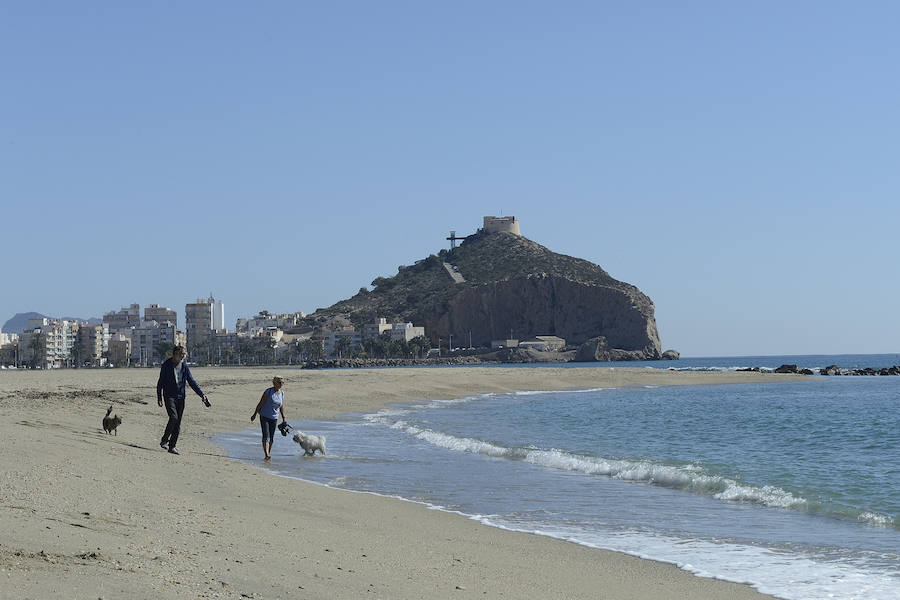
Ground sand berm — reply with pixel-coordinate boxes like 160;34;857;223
1;366;802;599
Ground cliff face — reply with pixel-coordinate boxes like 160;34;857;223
429;275;660;354
312;231;663;359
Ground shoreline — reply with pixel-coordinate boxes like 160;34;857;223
0;367;796;599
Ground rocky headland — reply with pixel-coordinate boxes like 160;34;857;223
302;229;673;361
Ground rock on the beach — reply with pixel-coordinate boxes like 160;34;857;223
574;336;611;362
574;336;657;362
774;364;799;374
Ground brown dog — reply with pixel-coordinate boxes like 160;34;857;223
102;405;122;435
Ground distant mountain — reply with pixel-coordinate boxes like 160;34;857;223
306;230;664;358
2;312;46;334
2;312;102;333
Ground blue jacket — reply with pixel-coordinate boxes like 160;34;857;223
157;358;204;402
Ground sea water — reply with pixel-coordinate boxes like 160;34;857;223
216;356;900;600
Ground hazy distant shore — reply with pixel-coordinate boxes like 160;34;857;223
0;367;799;599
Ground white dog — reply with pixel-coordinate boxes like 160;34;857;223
292;431;326;456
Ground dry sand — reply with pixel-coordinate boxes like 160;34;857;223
0;366;798;599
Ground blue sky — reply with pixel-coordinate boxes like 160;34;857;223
2;2;898;356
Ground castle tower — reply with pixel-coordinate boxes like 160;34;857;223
483;215;521;236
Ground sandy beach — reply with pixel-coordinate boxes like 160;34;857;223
0;366;799;599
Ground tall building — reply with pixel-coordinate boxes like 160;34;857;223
213;298;225;332
145;304;177;326
185;295;214;355
131;321;179;366
103;304;141;333
107;333;131;366
76;323;108;366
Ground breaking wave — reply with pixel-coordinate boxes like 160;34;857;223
383;420;808;510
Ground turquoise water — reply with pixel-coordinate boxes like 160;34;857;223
217;357;900;600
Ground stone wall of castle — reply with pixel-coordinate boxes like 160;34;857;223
483;215;521;235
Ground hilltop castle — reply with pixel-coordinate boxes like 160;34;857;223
482;215;521;236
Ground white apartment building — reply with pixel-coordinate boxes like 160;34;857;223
324;328;362;357
391;322;426;342
213;299;226;332
236;312;306;334
18;318;79;368
362;317;394;340
0;330;19;347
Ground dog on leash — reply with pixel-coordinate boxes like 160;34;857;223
292;431;326;456
102;405;122;435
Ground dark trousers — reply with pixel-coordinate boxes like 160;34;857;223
260;416;277;444
161;396;185;449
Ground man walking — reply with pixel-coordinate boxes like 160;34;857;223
157;345;210;454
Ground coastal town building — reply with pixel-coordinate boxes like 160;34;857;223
130;321;179;366
17;318;79;368
107;333;131;367
390;322;426;343
0;344;15;366
260;327;284;344
0;330;18;347
103;304;141;333
519;335;566;352
208;330;244;362
324;327;361;357
213;299;226;332
144;304;177;326
362;317;394;340
236;311;306;335
16;329;43;366
76;323;109;366
491;339;519;349
185;296;215;355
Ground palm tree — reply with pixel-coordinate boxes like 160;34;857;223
409;335;431;358
334;336;351;359
235;337;253;365
29;333;45;369
69;342;83;369
307;339;324;361
156;341;175;364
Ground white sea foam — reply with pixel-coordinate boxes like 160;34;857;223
858;511;895;527
472;518;900;600
243;447;900;600
385;421;808;510
713;483;806;508
512;387;608;396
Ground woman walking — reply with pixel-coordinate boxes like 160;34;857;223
251;376;286;460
